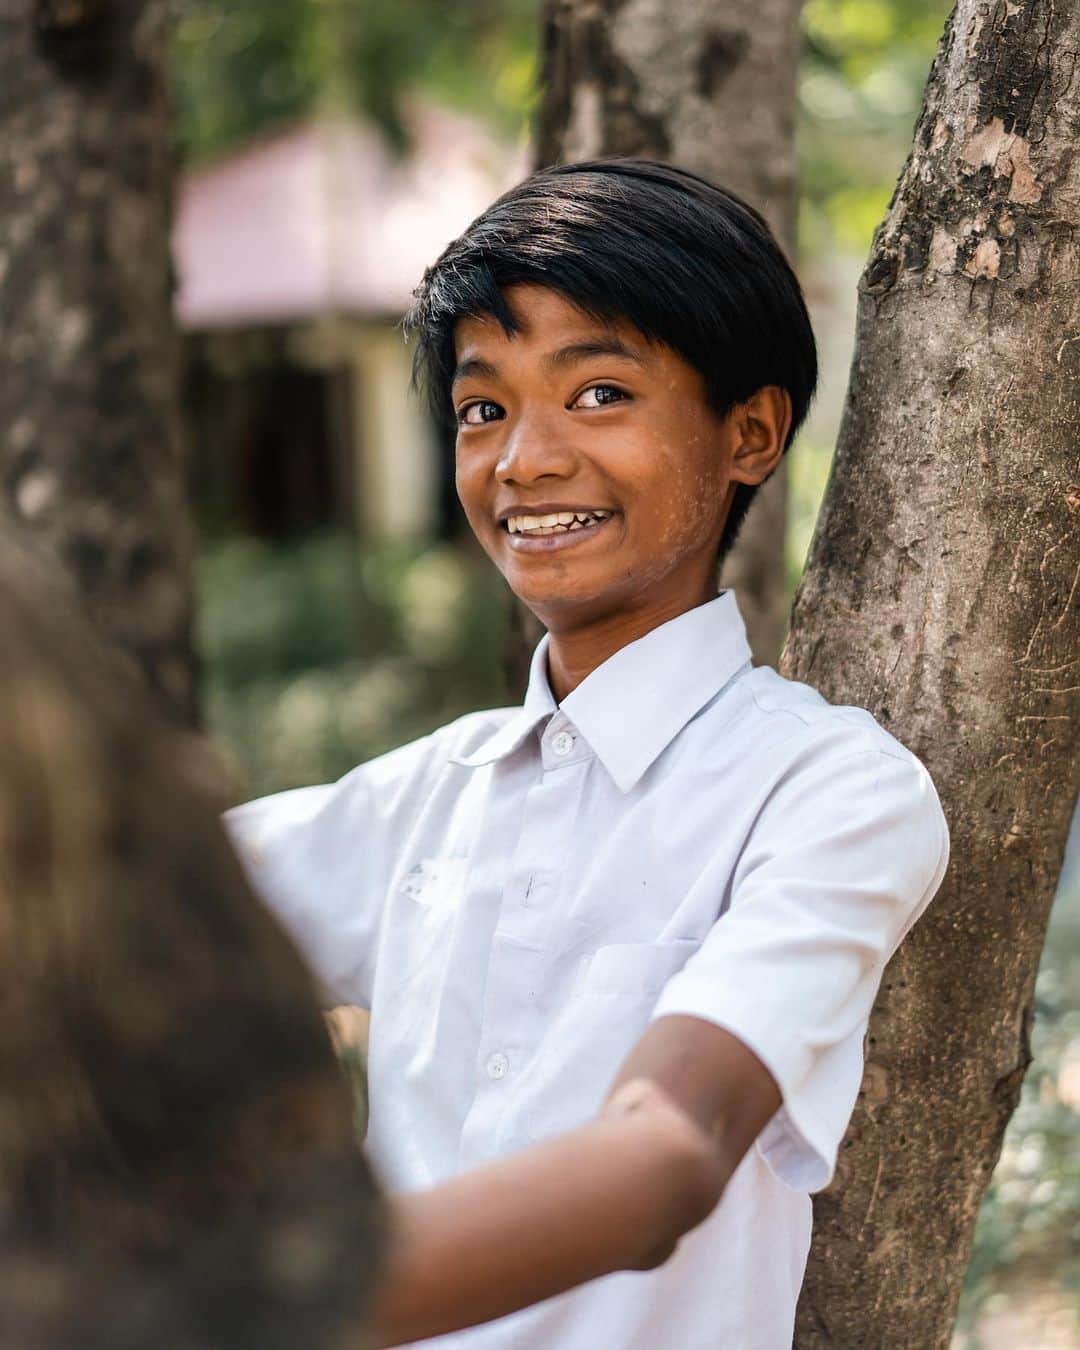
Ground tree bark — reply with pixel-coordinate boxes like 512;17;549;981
0;0;197;724
534;0;804;665
0;534;387;1347
785;3;1080;1343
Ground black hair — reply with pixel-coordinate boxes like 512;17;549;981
402;157;818;563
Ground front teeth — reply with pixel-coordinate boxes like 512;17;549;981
507;510;612;535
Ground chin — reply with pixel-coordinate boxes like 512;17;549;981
508;576;624;624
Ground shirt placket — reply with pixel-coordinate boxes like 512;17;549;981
458;713;590;1170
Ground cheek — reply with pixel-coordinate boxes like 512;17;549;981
454;454;488;521
455;455;510;569
639;432;729;552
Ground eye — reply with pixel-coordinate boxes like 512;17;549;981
573;384;628;409
457;400;503;427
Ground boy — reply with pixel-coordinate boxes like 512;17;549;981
225;159;950;1348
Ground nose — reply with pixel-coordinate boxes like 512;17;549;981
495;405;578;486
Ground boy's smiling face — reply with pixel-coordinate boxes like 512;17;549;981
451;283;789;645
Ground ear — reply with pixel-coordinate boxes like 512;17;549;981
727;386;792;486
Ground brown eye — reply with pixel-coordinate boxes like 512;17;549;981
574;384;628;409
458;400;503;426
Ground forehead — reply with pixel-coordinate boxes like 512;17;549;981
452;283;648;358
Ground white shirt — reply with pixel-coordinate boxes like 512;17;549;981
225;590;949;1350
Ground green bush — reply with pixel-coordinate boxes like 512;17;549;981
197;533;514;798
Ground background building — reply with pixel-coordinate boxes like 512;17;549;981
173;100;526;542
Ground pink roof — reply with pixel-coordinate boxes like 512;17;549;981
172;101;527;329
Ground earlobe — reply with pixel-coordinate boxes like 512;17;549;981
728;386;792;486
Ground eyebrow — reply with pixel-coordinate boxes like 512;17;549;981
451;337;651;389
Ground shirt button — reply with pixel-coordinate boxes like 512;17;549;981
486;1052;509;1080
551;730;575;757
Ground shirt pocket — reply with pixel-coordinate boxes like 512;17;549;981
583;937;701;997
512;937;703;1149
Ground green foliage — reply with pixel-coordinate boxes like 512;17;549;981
172;4;315;165
198;534;514;799
786;440;835;602
798;0;952;253
172;0;538;165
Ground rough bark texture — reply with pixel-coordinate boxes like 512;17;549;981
0;0;197;724
785;3;1080;1344
534;0;804;665
0;535;386;1348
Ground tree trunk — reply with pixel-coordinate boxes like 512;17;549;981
785;2;1080;1343
534;0;804;666
0;533;387;1347
0;0;197;724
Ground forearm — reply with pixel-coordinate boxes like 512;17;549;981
370;1084;722;1348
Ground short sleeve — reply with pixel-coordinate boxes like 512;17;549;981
223;731;442;1009
649;743;949;1193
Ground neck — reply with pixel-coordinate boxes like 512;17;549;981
542;584;719;703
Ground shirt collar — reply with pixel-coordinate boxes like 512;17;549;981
450;590;752;793
447;636;558;768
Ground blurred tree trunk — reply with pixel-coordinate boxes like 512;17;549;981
534;0;804;666
785;2;1080;1344
0;0;197;724
0;534;386;1347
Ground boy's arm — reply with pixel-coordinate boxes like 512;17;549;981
601;1016;783;1263
605;1015;781;1172
370;1028;779;1348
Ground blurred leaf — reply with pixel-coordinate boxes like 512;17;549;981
798;0;952;256
172;0;538;164
197;533;513;797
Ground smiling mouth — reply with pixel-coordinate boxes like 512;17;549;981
502;511;616;553
502;509;614;537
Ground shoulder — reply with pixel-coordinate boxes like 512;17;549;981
715;663;937;786
726;665;950;893
739;664;910;760
223;705;518;846
220;705;521;976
